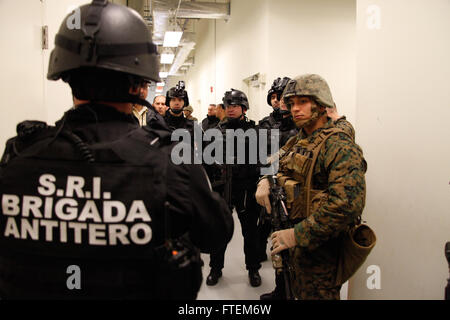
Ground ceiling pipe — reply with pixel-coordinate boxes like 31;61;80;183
129;1;230;84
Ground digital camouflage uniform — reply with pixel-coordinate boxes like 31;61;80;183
333;116;355;142
277;75;367;300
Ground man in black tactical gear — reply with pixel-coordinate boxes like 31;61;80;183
0;0;233;300
258;77;298;300
164;81;194;134
258;77;298;148
201;104;220;131
205;89;262;287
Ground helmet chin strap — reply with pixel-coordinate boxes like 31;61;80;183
169;107;184;115
227;113;247;126
293;103;326;129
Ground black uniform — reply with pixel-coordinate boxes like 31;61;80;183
257;109;298;148
164;112;195;134
207;117;261;273
0;104;233;299
201;115;220;132
256;109;298;262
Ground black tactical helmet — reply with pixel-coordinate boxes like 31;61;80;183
165;81;189;107
267;77;291;106
47;0;159;83
222;89;249;110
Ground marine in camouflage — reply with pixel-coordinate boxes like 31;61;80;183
277;74;366;300
280;120;366;299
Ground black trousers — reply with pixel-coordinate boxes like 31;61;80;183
209;183;261;272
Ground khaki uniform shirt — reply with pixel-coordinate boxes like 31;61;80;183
132;106;148;126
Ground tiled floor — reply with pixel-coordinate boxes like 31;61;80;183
196;213;348;300
197;213;276;300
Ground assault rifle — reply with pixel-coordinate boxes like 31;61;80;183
267;175;294;300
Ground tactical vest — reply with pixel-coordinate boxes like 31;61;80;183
164;112;194;133
217;117;258;185
277;128;351;220
0;121;200;299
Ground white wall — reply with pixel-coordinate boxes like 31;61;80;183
0;0;47;149
181;0;270;122
182;0;356;125
0;0;90;151
349;0;450;299
43;0;91;126
267;0;357;128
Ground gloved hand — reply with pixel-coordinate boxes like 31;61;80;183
271;228;296;255
255;178;271;214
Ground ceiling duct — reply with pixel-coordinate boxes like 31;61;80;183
152;0;230;19
169;41;195;76
152;0;230;44
127;1;230;88
182;57;195;67
126;0;151;24
151;1;229;77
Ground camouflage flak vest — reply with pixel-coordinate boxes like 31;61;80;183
277;128;351;220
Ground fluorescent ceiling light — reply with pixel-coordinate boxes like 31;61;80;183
161;53;175;64
163;31;183;47
156;82;165;87
159;72;168;78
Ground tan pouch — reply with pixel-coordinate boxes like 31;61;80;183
279;150;312;182
276;174;300;211
286;180;304;218
335;224;377;286
291;153;312;182
279;151;294;171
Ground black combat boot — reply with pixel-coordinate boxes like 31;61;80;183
248;270;262;287
206;269;222;286
260;288;284;300
260;272;286;300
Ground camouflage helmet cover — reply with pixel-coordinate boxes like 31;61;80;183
283;74;334;109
